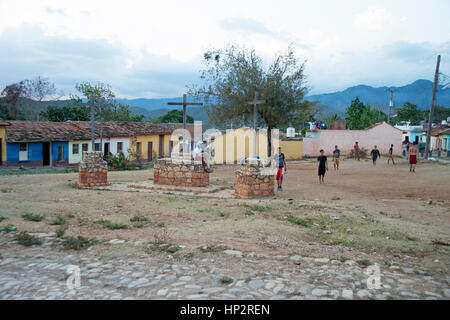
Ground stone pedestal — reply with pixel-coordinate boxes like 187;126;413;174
76;152;109;188
153;158;210;187
234;159;275;198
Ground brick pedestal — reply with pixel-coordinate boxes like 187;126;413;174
76;152;109;188
234;160;274;198
154;158;210;187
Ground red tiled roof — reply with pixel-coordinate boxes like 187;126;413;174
0;119;10;126
4;121;200;143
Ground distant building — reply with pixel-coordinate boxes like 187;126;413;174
303;122;403;156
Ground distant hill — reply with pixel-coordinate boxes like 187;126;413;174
306;79;450;114
11;79;448;123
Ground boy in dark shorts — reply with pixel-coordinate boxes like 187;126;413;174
370;145;380;165
275;147;286;191
317;149;328;184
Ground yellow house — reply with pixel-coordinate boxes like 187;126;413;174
0;120;9;165
129;123;199;161
212;128;303;164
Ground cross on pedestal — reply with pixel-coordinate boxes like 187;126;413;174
247;92;266;158
168;94;203;130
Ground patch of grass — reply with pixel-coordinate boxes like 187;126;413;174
287;216;310;227
65;214;75;218
61;236;98;250
0;216;7;222
15;232;42;246
244;210;256;216
133;222;147;228
130;215;149;223
22;213;44;222
219;276;233;285
49;216;66;226
97;219;129;230
0;188;13;193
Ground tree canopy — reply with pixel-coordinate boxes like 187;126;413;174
190;44;309;156
345;97;387;130
153;109;194;124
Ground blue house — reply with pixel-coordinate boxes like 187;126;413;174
2;121;81;167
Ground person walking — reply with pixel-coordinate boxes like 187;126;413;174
333;145;341;170
317;149;328;184
370;145;381;166
408;141;418;172
354;142;361;161
275;147;286;191
387;144;395;164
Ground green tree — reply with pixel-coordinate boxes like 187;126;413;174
345;97;387;129
40;105;91;122
190;44;308;156
391;102;423;125
423;105;450;124
153;110;194;124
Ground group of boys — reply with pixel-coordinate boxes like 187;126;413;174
275;140;417;189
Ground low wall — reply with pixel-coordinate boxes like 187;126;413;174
76;152;109;188
153;158;210;187
234;161;274;198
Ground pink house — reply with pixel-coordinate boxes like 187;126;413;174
303;122;403;156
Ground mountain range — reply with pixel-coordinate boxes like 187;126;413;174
119;79;450;121
11;79;449;125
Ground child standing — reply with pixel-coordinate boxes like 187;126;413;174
317;149;328;184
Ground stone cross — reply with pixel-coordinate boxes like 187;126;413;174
247;92;266;158
168;94;203;130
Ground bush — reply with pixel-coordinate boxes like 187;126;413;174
109;151;129;170
15;232;42;246
219;276;234;284
61;236;98;250
22;213;44;222
0;216;7;222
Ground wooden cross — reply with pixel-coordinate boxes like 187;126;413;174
168;94;203;130
247;92;266;158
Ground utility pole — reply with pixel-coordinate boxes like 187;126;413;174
387;89;394;124
425;55;441;160
90;104;95;151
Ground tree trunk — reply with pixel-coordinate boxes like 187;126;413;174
267;125;272;158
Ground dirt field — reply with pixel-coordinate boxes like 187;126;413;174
1;157;449;269
0;157;449;300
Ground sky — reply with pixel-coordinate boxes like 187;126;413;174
0;0;449;98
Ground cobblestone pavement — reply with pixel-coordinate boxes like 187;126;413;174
1;235;449;300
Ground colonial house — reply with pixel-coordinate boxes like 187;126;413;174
0;119;10;166
421;125;449;151
0;121;202;167
211;127;303;164
302;122;403;156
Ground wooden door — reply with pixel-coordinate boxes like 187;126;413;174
148;142;153;161
159;135;163;158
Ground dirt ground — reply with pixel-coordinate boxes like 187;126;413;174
1;157;449;276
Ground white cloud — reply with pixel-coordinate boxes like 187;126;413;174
354;8;395;31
